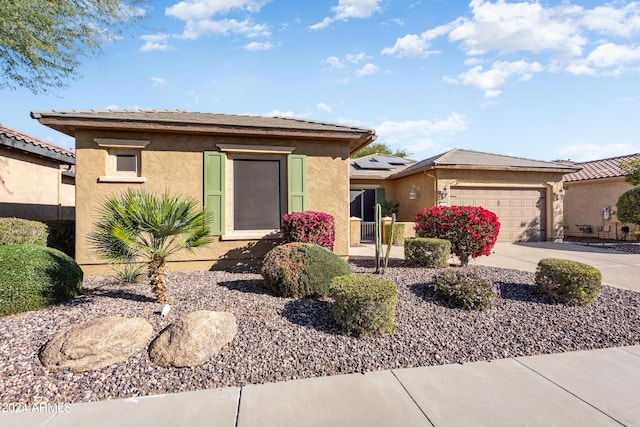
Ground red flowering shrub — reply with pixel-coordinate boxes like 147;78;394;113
414;206;500;266
282;211;336;251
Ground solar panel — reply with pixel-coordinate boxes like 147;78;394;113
354;160;393;170
373;156;410;165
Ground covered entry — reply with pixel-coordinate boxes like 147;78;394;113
450;187;546;241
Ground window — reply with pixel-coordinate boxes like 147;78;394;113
204;146;306;239
95;138;149;183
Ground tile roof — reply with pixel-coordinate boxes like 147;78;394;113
0;123;75;164
390;148;578;179
350;154;417;179
563;153;640;182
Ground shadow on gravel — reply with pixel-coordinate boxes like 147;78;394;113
281;299;340;335
217;279;272;296
497;282;555;304
83;289;157;303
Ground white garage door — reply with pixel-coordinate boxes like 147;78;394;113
450;187;546;241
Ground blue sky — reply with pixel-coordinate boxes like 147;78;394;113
5;0;640;162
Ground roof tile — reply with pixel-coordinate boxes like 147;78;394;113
563;153;640;182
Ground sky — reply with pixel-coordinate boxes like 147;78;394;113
4;0;640;162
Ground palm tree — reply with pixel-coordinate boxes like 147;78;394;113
89;189;214;303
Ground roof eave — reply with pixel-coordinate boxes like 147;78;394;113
0;133;75;165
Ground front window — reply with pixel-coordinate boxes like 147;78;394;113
233;158;284;230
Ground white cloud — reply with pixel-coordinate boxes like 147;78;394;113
151;77;167;87
323;56;345;69
556;143;640;162
568;43;640;76
140;34;173;52
346;52;368;63
310;0;382;30
182;18;270;39
381;34;428;57
375;113;468;159
356;63;379;76
445;60;543;97
166;0;268;20
317;103;332;113
265;110;310;119
244;41;274;50
580;3;640;38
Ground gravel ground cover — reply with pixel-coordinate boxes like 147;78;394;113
1;260;639;406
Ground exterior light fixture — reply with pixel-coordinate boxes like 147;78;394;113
440;185;450;200
409;185;420;200
555;188;566;200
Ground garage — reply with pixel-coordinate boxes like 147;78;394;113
450;187;546;241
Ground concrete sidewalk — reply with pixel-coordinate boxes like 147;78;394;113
3;346;639;426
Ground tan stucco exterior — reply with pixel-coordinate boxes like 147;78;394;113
73;130;354;274
564;177;639;240
0;146;75;220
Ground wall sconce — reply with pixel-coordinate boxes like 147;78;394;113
440;185;450;200
554;188;566;201
409;185;420;200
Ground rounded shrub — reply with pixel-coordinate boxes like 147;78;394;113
535;258;602;306
282;211;335;250
261;242;351;298
431;267;500;310
0;245;83;316
329;274;397;337
0;218;48;246
383;223;405;245
404;237;451;268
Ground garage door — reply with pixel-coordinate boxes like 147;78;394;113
450;187;546;241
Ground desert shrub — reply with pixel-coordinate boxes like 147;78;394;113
383;223;405;245
261;242;351;298
414;206;500;266
43;220;75;257
112;262;146;285
329;274;397;337
0;218;47;246
431;267;500;310
0;245;83;316
404;237;451;268
616;187;640;227
535;258;602;306
282;211;336;250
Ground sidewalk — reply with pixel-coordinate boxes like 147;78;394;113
3;346;639;426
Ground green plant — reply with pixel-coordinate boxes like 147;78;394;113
414;206;500;266
535;258;602;306
0;245;83;316
260;242;352;298
404;237;451;268
431;267;500;310
329;274;397;337
634;231;640;241
43;220;75;257
380;200;400;217
112;262;146;285
383;222;405;245
617;187;640;227
375;203;382;273
88;189;214;303
282;211;335;250
0;218;47;246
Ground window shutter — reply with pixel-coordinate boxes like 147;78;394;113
287;154;306;213
204;151;226;235
376;187;386;204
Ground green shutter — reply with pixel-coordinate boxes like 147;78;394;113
287;154;306;213
376;187;386;204
204;151;225;235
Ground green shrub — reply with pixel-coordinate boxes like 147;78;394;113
404;237;451;268
0;218;47;246
43;220;75;257
261;242;352;298
431;267;500;310
535;258;602;306
112;262;146;285
0;245;83;316
329;274;397;337
383;223;405;245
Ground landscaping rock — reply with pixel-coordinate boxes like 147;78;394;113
148;310;237;368
39;317;153;373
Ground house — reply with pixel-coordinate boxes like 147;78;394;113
31;110;376;274
0;124;75;221
563;154;640;240
350;149;580;242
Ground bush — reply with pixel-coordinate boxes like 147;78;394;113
43;220;75;257
431;267;500;310
261;242;351;298
535;258;602;306
383;223;405;245
414;206;500;266
404;237;451;268
0;245;83;316
0;218;47;246
329;274;397;337
616;187;640;226
282;211;336;250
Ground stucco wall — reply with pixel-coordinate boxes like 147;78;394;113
0;147;75;220
564;178;639;240
74;130;350;274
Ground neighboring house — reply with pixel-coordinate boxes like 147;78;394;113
0;123;75;221
31;110;376;274
563;154;640;240
351;149;579;242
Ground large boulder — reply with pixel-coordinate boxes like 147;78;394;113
39;317;153;373
149;311;237;368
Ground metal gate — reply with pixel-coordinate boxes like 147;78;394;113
361;221;376;242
